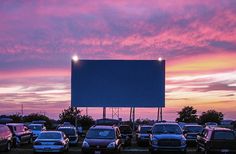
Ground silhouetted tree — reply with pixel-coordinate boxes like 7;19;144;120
9;113;23;123
59;106;81;125
78;115;95;130
199;110;223;124
176;106;198;123
23;113;52;129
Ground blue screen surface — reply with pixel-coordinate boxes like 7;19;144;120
71;60;165;107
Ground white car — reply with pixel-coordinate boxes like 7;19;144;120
33;131;69;153
28;124;46;140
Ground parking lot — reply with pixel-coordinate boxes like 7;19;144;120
7;142;199;154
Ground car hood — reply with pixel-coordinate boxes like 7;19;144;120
153;134;184;140
85;138;115;146
32;130;41;135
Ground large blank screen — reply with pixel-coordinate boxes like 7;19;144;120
71;60;165;107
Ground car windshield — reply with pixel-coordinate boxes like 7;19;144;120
213;131;235;140
38;132;61;139
29;125;42;130
86;129;115;139
58;128;76;136
152;124;182;134
140;127;152;133
119;126;132;133
184;126;203;133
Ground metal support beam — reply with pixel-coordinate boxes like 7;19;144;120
103;107;106;119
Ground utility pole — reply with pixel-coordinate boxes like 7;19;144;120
21;104;24;116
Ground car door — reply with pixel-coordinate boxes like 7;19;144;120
197;129;207;148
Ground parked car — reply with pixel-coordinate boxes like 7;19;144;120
95;118;121;126
119;125;132;146
205;122;218;128
183;124;203;145
58;126;79;145
33;131;69;153
28;124;46;140
197;127;236;153
82;125;122;154
136;125;152;146
0;124;12;152
6;123;33;147
149;123;187;153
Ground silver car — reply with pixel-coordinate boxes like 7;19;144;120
33;131;69;153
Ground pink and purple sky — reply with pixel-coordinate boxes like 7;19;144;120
0;0;236;120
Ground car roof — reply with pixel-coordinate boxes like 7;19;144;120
6;123;24;126
29;124;43;126
184;124;202;127
58;126;76;129
207;127;233;131
91;125;116;130
154;122;179;126
41;131;62;134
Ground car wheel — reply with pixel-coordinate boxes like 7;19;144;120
4;141;11;151
28;136;33;144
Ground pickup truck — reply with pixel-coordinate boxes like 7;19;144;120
197;127;236;153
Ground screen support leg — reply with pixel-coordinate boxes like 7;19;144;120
103;107;106;119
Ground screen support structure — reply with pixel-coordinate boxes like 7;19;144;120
157;107;163;121
103;107;106;119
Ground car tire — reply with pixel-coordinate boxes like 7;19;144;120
4;141;11;151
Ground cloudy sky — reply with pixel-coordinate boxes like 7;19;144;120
0;0;236;120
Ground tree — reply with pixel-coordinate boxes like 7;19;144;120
9;113;23;123
59;106;81;125
176;106;198;123
23;113;52;129
78;115;95;130
199;110;224;124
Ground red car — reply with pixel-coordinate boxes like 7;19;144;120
0;124;12;152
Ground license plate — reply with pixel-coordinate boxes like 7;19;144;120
221;149;229;153
94;151;101;154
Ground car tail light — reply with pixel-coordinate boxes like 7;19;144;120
34;141;41;145
54;141;63;145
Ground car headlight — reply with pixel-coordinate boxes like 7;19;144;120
181;139;186;145
107;142;116;148
82;141;89;148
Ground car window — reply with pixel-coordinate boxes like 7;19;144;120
16;125;24;132
86;129;115;139
58;128;76;136
213;131;235;140
152;124;182;134
184;126;203;133
38;132;61;139
140;127;152;133
29;125;42;130
119;126;132;133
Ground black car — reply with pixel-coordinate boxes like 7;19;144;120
197;127;236;153
136;125;152;146
183;124;203;145
82;125;122;154
119;125;132;146
6;123;33;147
0;124;12;152
58;126;79;145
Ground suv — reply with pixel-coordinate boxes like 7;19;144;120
58;126;79;145
0;124;12;152
28;124;46;140
136;125;152;146
6;123;33;147
183;124;203;145
82;125;122;154
197;127;236;153
119;125;132;146
149;123;187;153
